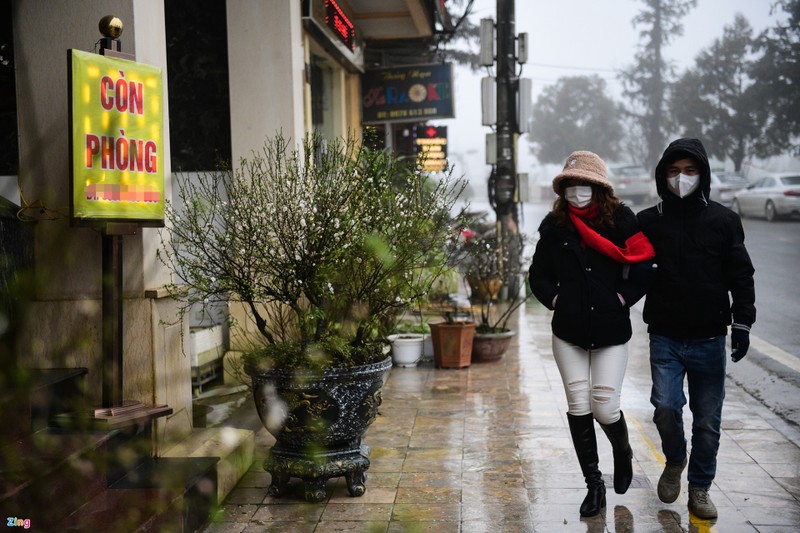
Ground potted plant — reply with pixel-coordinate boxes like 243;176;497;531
423;217;497;369
386;332;424;367
429;314;477;368
388;315;435;367
159;134;464;502
464;231;531;362
423;290;475;369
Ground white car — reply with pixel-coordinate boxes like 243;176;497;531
607;165;655;205
709;172;750;208
731;173;800;221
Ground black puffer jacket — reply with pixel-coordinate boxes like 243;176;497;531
529;205;654;350
637;138;756;338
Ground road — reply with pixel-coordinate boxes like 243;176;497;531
740;216;800;357
460;197;800;438
725;214;800;438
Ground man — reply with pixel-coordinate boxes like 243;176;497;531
637;138;756;519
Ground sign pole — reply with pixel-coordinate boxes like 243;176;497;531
101;231;122;407
98;26;130;408
63;16;171;425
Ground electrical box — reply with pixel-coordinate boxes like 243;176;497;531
517;78;532;134
517;173;529;203
479;18;494;67
481;76;496;125
485;133;496;165
517;33;528;65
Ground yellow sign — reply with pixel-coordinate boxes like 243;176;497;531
69;49;164;224
414;125;448;173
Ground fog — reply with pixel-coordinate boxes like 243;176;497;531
438;0;790;199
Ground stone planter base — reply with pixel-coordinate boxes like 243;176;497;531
265;441;371;502
247;356;391;503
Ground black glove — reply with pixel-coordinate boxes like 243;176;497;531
731;326;750;362
625;261;658;287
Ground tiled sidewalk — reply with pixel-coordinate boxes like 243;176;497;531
202;300;800;532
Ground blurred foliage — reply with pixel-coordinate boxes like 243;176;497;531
159;133;466;370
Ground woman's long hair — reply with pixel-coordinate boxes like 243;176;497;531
551;185;621;230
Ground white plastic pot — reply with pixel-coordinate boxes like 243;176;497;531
387;334;425;367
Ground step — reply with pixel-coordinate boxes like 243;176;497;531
54;455;218;532
0;367;88;443
0;429;113;530
57;486;185;533
162;427;254;504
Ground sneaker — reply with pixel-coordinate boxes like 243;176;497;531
657;458;687;503
688;486;718;519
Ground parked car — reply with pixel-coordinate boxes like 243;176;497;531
731;172;800;221
709;172;750;208
607;165;655;205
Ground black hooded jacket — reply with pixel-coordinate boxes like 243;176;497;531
637;138;756;338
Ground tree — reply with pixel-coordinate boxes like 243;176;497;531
620;0;697;171
670;15;766;172
527;76;623;165
750;0;800;155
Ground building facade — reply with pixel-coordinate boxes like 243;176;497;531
4;0;444;450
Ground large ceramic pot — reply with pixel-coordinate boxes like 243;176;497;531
246;356;392;502
472;329;516;362
429;321;476;368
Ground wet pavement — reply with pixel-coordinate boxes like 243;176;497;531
201;299;800;532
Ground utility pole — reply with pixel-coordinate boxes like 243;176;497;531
480;1;529;296
494;0;520;289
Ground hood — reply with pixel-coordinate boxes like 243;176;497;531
654;138;711;200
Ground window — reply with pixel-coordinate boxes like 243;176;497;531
310;53;337;140
165;0;231;171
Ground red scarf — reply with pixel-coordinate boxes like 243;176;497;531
568;205;655;264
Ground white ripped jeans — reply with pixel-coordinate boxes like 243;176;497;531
552;335;628;425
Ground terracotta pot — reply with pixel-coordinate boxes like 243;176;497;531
471;329;516;363
429;321;476;368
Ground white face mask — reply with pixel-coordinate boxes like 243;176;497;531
667;173;700;198
564;185;593;208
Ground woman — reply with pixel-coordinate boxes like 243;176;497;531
529;150;657;517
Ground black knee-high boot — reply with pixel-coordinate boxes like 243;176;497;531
599;411;633;494
567;413;606;517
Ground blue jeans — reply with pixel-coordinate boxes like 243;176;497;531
649;334;727;489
